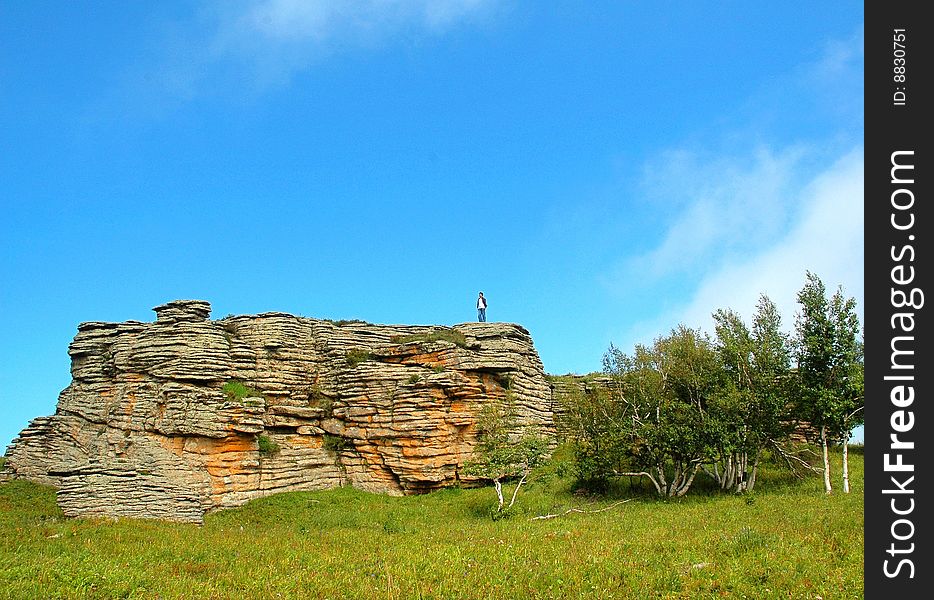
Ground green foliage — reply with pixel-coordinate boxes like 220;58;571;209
407;374;420;385
463;397;548;515
391;329;468;348
560;275;862;499
0;450;864;598
223;380;264;402
555;384;628;487
794;272;864;441
307;387;334;416
709;295;794;492
564;307;796;497
594;326;722;497
323;434;348;453
0;456;6;470
495;373;512;390
345;348;373;367
331;319;369;326
257;434;280;455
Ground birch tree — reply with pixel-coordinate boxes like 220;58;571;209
794;272;864;494
601;326;722;497
829;289;864;493
463;397;547;516
710;295;793;492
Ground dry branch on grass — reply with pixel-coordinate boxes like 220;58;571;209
531;499;630;521
770;439;823;477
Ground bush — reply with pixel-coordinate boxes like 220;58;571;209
307;387;335;416
223;381;264;402
323;434;348;453
391;330;468;348
345;349;372;367
257;434;280;455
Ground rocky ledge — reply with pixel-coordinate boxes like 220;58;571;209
2;301;555;523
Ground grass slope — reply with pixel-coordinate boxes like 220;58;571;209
0;449;863;599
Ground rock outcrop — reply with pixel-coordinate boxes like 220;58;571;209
2;300;555;523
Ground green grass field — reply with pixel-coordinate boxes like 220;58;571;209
0;448;863;599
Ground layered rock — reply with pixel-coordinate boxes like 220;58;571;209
2;301;555;523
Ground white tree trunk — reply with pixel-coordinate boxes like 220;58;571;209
746;452;760;493
842;433;850;493
493;478;504;510
724;455;735;491
617;471;662;495
507;473;528;509
820;425;832;494
673;464;701;497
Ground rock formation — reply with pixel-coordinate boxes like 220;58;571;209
2;300;555;523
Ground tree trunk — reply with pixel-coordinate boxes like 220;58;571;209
493;478;505;510
616;471;662;495
656;465;668;496
746;452;760;493
735;452;746;493
820;425;832;494
673;463;700;497
723;454;735;491
507;473;528;509
842;433;850;493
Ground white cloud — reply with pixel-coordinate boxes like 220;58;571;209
619;145;863;348
623;145;807;284
237;0;493;39
206;0;497;85
603;30;863;352
141;0;498;102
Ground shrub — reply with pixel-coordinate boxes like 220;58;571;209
257;434;280;455
323;434;348;453
391;330;468;348
0;456;7;470
407;374;420;385
307;387;334;416
223;381;264;402
345;349;372;367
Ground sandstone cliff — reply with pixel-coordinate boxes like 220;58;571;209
2;301;555;523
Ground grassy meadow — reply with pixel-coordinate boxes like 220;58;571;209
0;447;863;599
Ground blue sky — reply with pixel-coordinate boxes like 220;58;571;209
0;1;864;449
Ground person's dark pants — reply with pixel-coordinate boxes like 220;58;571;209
478;308;486;322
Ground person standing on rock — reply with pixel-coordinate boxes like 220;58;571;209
477;291;487;322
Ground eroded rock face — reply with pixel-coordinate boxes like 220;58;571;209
3;301;555;523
